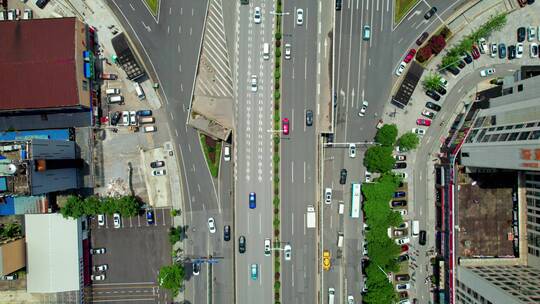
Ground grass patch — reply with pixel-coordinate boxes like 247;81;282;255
394;0;420;24
199;134;221;178
145;0;159;15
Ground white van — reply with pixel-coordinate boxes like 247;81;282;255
134;82;146;100
328;288;335;304
412;220;420;236
105;88;120;95
337;232;344;248
139;117;155;124
143;125;156;133
338;202;344;214
263;43;270;60
107;95;123;104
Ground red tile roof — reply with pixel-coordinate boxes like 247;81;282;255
0;18;80;111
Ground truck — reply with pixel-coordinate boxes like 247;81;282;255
307;205;316;228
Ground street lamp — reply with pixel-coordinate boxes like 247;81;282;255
270;11;290;16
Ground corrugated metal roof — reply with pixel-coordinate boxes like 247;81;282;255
0;18;79;111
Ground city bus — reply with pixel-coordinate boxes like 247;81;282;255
351;183;361;218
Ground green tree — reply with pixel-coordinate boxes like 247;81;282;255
158;264;185;297
83;196;101;215
169;227;181;244
441;53;460;69
374;124;398;146
363;264;398;304
397;132;420;151
422;73;443;91
117;196;139;217
363;146;395;173
60;196;85;219
1;221;22;239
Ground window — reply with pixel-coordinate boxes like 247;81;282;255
488;127;495;131
490;134;500;142
530;130;540;140
505;125;514;130
519;132;531;140
40;114;48;121
462;152;470;157
82;79;89;91
508;133;520;141
526;122;536;128
496;126;504;131
482;135;491;142
518;84;524;91
515;124;524;129
498;133;509;141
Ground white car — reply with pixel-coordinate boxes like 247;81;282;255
264;238;271;256
439;77;448;89
528;26;536;42
516;43;524;58
358;100;368;116
251;75;258;92
325;188;332;204
412;128;426;136
284;244;292;261
396;172;408;180
90;248;106;255
396;283;411;291
347;295;354;304
490;43;497;58
122;111;130;126
296;8;303;25
93;264;108;272
152;169;166;176
129;111;137;126
208;217;216;233
480;68;495;77
365;171;372;183
398;209;408;216
395;62;407;76
530;43;538;58
113;213;121;229
253;7;261;24
349;143;356;158
284;43;291;60
97;214;105;227
398;299;412;304
422;109;435;118
91;274;106;281
395;237;410;245
478;38;488;53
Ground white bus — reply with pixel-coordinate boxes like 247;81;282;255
351;183;361;218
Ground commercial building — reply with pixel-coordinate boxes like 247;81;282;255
0;238;26;276
453;76;540;304
0;17;98;131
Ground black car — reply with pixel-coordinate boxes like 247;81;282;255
224;225;231;241
447;66;460;75
528;0;535;4
461;52;473;64
397;254;409;263
111;111;121;126
457;60;466;69
393;191;406;198
239;236;246;253
416;32;429;46
425;101;442;111
306;110;313;126
36;0;50;9
326;133;334;143
395;274;411;281
498;43;506;59
391;200;407;207
393;162;407;169
361;258;369;275
434;86;447;96
425;90;441;101
508;45;516;59
419;230;427;245
192;263;200;276
336;0;342;10
517;27;526;42
424;6;437;19
340;169;347;185
150;161;165;168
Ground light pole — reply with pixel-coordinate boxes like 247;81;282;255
270;11;290;16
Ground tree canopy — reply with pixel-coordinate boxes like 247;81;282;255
375;124;398;146
364;146;395;173
158;264;185;297
60;195;140;219
398;132;420;151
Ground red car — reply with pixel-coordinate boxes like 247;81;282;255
403;49;417;63
517;0;527;7
416;118;431;126
282;118;289;135
401;244;409;253
471;45;481;59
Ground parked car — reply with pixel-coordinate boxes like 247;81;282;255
457;60;466;69
439;77;448;88
93;264;108;272
152;169;166;176
391;200;407;207
395;274;411;282
490;43;497;57
416;118;431;126
395;238;410;245
425;90;441;101
422;110;435;119
517;27;526;42
419;230;427;245
447;65;460;75
90;248;106;255
136;110;152;116
110;111;121;126
425;102;441;111
395;61;407;76
478;38;488;53
424;6;437;19
113;213;121;229
416;32;429;45
434;86;447;95
393;191;406;198
91;274;106;281
239;236;246;253
122;111;130;126
498;43;506;59
461;52;473;64
150;161;165;168
412;128;426;135
393;162;407;169
401;244;409;253
508;45;517;59
36;0;50;9
480;68;495;77
208;217;216;233
528;26;536;41
517;0;527;7
403;49;417;63
397;254;409;263
394;155;406;161
530;43;538;57
471;45;481;59
365;171;372;183
97;214;105;226
516;42;524;58
340;169;347;184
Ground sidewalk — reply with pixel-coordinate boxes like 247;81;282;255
317;0;334;134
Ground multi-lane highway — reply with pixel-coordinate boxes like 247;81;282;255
280;0;319;303
234;1;274;303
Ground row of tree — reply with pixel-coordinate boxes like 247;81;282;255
60;195;140;219
364;124;419;173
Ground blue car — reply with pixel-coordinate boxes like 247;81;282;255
136;110;152;117
146;210;154;224
250;264;258;280
249;192;256;209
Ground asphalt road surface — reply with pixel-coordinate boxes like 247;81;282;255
234;1;274;303
280;0;319;303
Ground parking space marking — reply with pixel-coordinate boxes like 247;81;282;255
162;208;167;226
137;215;141;227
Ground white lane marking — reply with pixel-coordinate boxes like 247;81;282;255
247;214;251;234
169;7;171;15
304;56;308;79
188;143;191;152
179;25;182;34
387;0;390;12
175;129;179;137
303;161;306;184
370;0;374;48
291;108;295;133
198;184;201;192
178;44;180;53
190;27;193;36
291;161;294;183
292;265;295;286
259;213;262;234
180;7;183;15
129;3;135;10
179;64;182;72
291;212;294;235
167;26;170;34
192;8;195;16
376;0;379;11
170;112;174;120
180;83;183;92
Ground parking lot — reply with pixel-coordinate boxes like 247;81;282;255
89;207;172;303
